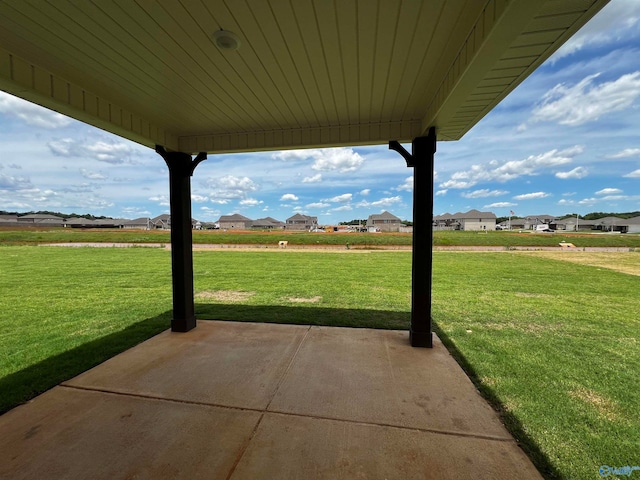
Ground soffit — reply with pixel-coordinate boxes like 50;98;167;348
0;0;608;154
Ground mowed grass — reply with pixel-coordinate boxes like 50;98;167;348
432;251;640;479
1;246;638;479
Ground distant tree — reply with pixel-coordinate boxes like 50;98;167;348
582;211;640;220
339;219;367;225
561;213;583;220
0;210;114;220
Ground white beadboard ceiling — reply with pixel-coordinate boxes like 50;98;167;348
0;0;608;154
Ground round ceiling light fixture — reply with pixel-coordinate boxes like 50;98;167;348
213;29;241;51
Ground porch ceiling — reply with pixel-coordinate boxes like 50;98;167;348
0;0;607;154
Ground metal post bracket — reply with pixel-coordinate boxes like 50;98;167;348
388;127;436;168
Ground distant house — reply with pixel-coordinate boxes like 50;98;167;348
64;217;126;228
556;215;638;233
433;213;459;230
218;213;253;230
64;217;95;228
592;216;626;232
251;217;285;229
625;216;640;234
523;215;556;230
552;217;595;232
0;214;18;226
151;214;171;230
433;210;496;231
17;213;64;226
122;218;152;230
286;213;318;231
366;211;402;232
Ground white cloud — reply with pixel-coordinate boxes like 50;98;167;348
0;174;33;190
149;195;170;206
596;188;623;195
80;169;107;180
327;193;352;203
513;192;550;200
484;202;517;208
191;194;208;203
332;205;353;212
606;148;640;159
204;175;258;202
461;189;508;199
435;189;448;196
273;147;364;173
48;138;136;164
530;72;640;126
239;198;262;206
624;169;640;178
360;189;370;196
396;176;413;192
306;202;330;209
122;207;152;217
280;193;299;201
0;92;73;129
302;174;322;183
272;149;312;162
440;146;582;189
552;0;640;60
555;167;588;179
356;196;402;208
312;149;364;172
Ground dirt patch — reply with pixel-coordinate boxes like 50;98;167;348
518;251;640;276
284;296;322;303
195;290;255;302
569;387;619;421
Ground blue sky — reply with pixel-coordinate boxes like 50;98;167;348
1;1;639;224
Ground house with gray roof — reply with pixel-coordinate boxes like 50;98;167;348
366;211;402;232
286;213;317;231
0;214;18;226
522;214;556;230
625;216;640;234
122;218;152;230
434;210;496;231
552;216;596;232
591;216;626;232
17;213;64;226
151;214;171;230
251;217;284;229
218;213;253;230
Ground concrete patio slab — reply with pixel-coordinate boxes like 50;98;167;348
269;326;510;439
0;386;261;480
0;321;543;479
230;413;540;480
64;321;309;410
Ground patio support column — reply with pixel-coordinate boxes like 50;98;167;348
389;127;436;348
156;146;207;332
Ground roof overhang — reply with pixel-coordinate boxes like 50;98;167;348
0;0;608;154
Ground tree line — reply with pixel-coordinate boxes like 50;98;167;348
0;210;113;220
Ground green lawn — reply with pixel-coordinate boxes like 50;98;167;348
0;245;638;479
